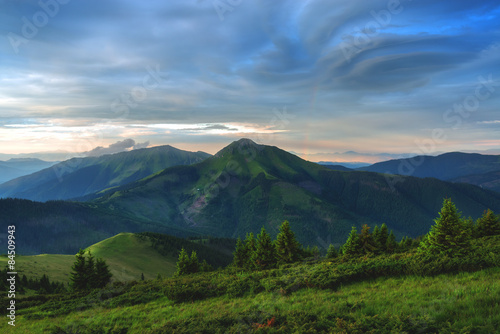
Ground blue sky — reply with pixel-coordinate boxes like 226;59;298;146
0;0;499;162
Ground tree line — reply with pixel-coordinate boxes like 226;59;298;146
175;199;499;274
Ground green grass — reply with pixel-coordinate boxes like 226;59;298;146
84;233;178;281
4;268;499;333
0;254;75;284
0;233;178;284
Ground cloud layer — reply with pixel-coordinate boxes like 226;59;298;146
1;0;499;160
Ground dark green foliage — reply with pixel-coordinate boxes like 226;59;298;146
359;224;377;254
326;244;337;258
386;231;397;254
138;232;233;269
376;223;389;253
70;250;87;291
275;220;302;264
476;209;500;237
175;248;203;276
342;226;362;256
252;227;277;270
94;258;112;288
419;199;470;256
70;249;112;291
175;248;190;276
232;238;247;268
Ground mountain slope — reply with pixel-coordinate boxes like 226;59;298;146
0;146;210;202
0;232;233;283
93;139;500;246
452;170;500;193
359;152;500;181
0;158;57;184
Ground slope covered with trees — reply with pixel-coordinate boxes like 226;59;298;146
0;145;210;202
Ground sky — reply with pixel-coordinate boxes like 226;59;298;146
0;0;499;162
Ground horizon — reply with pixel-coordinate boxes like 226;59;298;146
1;1;499;161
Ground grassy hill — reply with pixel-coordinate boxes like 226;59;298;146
0;232;233;284
0;145;210;202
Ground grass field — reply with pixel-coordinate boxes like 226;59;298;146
5;267;499;333
0;233;178;284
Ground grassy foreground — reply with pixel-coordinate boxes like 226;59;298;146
2;267;499;333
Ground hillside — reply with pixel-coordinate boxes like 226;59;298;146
0;158;57;184
359;152;500;191
93;139;500;246
0;232;233;283
4;234;499;333
452;169;500;193
0;145;210;202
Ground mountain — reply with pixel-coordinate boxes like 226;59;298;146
318;161;369;169
91;139;500;246
452;170;500;193
0;158;57;184
0;145;211;202
359;152;500;181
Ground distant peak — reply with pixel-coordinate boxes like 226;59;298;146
215;138;263;157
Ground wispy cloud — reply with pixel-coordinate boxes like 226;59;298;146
0;0;499;157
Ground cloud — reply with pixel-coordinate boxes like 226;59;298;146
85;138;145;157
0;0;499;157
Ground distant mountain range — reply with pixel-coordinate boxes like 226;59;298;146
0;158;57;184
0;146;210;202
1;140;500;255
359;152;500;192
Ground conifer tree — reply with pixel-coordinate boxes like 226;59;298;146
343;226;362;256
232;237;247;268
70;249;87;291
326;244;337;258
85;251;98;289
476;209;500;237
141;273;145;281
200;259;213;272
175;248;190;276
418;198;469;256
188;251;200;274
386;231;397;253
94;258;112;288
376;223;389;253
359;224;377;254
275;220;302;264
244;232;257;269
252;227;277;270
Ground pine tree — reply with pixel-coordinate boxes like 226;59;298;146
232;237;247;268
85;251;97;289
252;227;277;270
244;232;257;269
175;248;190;276
326;244;337;258
188;251;199;274
376;223;389;253
343;226;362;256
94;258;112;288
476;209;500;237
418;198;470;256
141;273;145;281
200;260;213;272
70;249;87;291
275;220;302;264
386;231;397;253
359;224;377;254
